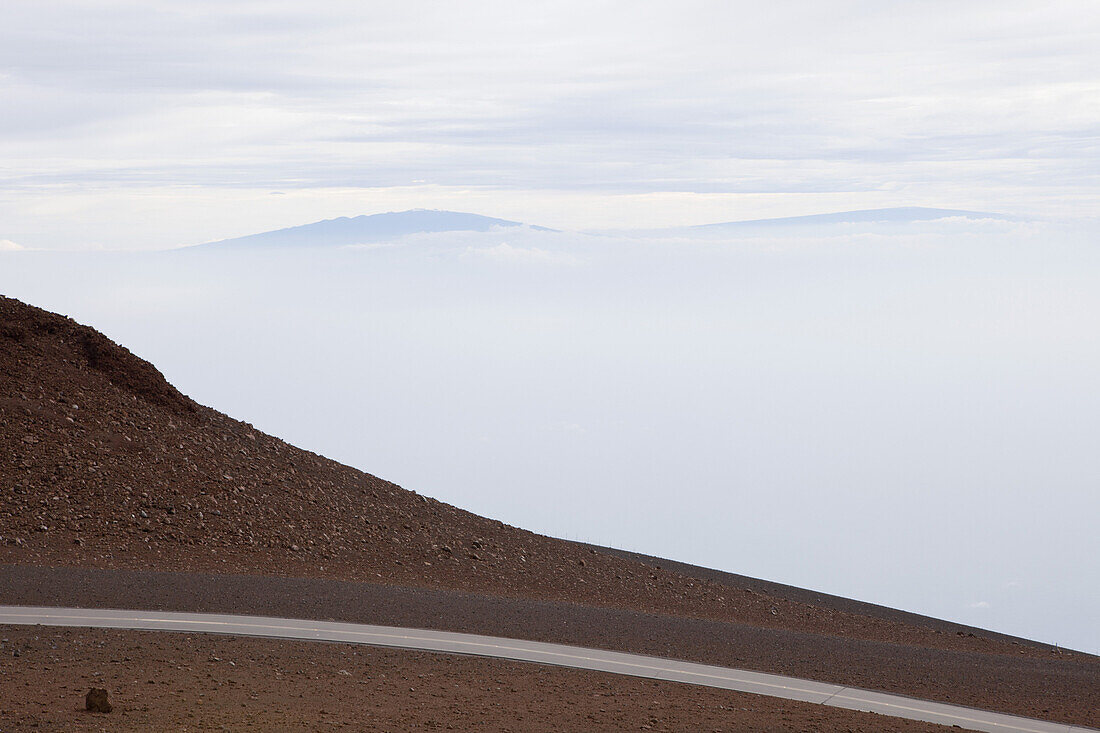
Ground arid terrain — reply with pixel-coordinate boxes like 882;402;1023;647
2;626;960;732
2;294;1097;730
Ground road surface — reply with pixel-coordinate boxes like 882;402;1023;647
0;605;1092;733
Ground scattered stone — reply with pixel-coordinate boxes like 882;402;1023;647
85;687;112;713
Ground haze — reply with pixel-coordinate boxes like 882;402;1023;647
3;214;1099;654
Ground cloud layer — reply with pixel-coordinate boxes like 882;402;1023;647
1;1;1098;248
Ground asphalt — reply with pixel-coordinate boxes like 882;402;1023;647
1;605;1094;733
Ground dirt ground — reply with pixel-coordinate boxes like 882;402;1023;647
0;626;956;732
2;294;1097;731
2;565;1097;729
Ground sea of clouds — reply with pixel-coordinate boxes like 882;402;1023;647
2;216;1098;653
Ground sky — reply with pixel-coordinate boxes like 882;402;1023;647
1;0;1099;249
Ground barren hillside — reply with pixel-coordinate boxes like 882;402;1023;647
2;294;1097;729
0;294;1010;651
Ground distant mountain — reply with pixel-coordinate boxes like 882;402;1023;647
690;206;1015;231
189;209;550;250
189;207;1017;250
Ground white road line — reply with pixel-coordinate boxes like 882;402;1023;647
0;606;1092;733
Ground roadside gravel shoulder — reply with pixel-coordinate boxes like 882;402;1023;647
2;564;1096;729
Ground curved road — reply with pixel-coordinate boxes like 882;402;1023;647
1;605;1093;733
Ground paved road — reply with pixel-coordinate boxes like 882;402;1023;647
1;605;1093;733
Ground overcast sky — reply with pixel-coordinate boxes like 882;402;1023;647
2;1;1098;249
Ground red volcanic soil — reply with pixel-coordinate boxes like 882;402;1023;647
2;294;1098;729
1;627;957;732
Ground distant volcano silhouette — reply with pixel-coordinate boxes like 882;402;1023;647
189;209;550;250
690;206;1014;230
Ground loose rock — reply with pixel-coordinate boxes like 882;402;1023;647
86;687;112;713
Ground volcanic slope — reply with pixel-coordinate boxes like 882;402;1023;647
1;294;1098;728
0;293;1090;650
1;293;922;638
